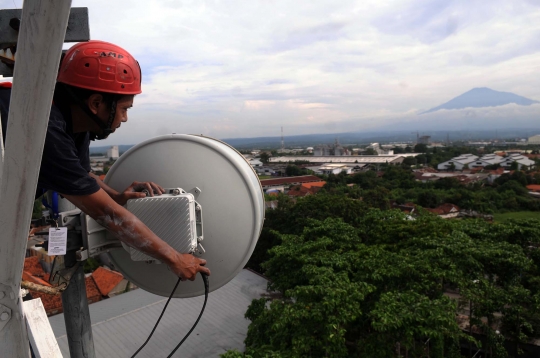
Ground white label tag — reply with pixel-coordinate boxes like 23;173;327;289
48;227;67;256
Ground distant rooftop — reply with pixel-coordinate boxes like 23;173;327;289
269;155;419;164
260;175;321;188
48;270;268;357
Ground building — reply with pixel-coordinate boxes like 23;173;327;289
318;164;353;175
466;153;504;168
287;181;326;198
415;172;489;185
106;145;119;160
269;155;410;166
314;145;331;156
366;143;394;155
255;166;276;176
249;158;263;167
313;139;350;156
528;135;540;144
437;154;479;170
501;153;536;170
438;153;536;171
426;203;460;219
418;135;431;145
260;175;322;190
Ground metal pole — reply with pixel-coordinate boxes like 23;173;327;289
61;252;95;358
0;1;71;356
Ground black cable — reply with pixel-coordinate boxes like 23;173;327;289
167;273;209;357
130;277;181;357
130;273;209;358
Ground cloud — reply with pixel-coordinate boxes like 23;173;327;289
2;0;540;144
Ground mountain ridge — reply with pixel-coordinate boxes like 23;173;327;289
421;87;539;114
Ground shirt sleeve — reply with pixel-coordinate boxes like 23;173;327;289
38;112;100;196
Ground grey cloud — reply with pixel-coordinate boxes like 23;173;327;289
372;0;459;43
472;30;540;66
265;79;293;85
59;0;540;140
262;21;347;53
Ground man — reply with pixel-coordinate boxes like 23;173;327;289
0;41;209;280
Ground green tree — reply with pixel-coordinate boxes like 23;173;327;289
259;152;270;164
32;199;43;220
510;161;519;171
402;156;417;167
414;143;428;153
365;148;377;155
232;195;540;357
362;186;391;210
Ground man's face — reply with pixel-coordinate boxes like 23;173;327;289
110;96;134;132
94;95;134;133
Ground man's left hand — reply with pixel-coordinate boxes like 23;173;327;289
114;181;165;206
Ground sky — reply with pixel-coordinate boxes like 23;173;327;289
2;0;540;144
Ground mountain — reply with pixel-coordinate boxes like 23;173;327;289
421;87;539;114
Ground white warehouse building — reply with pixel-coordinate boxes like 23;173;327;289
437;154;478;171
528;135;540;144
438;153;535;171
107;145;119;160
318;164;353;175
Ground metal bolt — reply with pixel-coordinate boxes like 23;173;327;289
173;189;180;195
0;292;4;300
0;312;9;321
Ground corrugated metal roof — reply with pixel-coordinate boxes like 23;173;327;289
269;155;405;164
260;175;321;187
48;269;268;357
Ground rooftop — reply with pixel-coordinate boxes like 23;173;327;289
48;269;268;357
260;175;321;187
269;155;412;164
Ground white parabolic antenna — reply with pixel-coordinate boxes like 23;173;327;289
93;134;264;298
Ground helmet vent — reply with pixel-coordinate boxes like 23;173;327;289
84;63;90;67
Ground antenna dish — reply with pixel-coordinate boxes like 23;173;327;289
94;134;264;298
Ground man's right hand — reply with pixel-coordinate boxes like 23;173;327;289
169;252;211;281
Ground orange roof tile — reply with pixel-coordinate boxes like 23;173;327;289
24;256;48;279
301;181;326;189
29;274;102;316
426;203;460;215
527;185;540;192
22;270;52;287
86;276;102;304
92;267;124;296
260;175;321;186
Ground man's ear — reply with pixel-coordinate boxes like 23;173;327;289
87;94;104;115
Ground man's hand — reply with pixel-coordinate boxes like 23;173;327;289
114;181;165;206
168;252;211;281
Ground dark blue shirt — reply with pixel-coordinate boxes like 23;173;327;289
0;86;100;198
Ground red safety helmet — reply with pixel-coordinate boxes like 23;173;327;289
57;40;142;95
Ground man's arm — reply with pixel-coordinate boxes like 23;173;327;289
89;172;120;198
62;188;210;280
89;172;164;206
